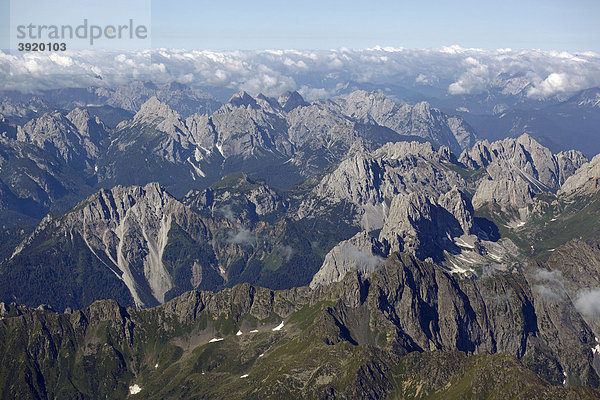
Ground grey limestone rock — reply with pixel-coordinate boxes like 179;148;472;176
559;153;600;196
462;134;587;209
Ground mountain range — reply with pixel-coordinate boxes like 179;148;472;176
2;82;600;398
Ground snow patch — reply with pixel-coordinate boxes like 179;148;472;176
456;254;477;265
249;329;259;333
155;363;159;369
489;253;503;262
258;353;264;358
216;143;224;156
446;259;474;274
272;321;284;331
209;337;224;343
240;374;249;378
236;330;243;336
195;146;211;161
129;384;142;395
455;237;474;249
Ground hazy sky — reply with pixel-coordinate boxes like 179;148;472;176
149;0;600;51
1;0;599;52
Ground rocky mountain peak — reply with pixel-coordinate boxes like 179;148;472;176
309;231;384;289
53;182;199;307
254;93;284;113
438;187;474;235
299;139;466;231
340;90;399;123
118;96;195;160
66;107;108;142
379;192;437;256
65;107;92;122
15;110;100;167
132;96;182;123
559;153;600;196
569;87;600;108
412;100;432;114
184;173;288;221
463;134;588;209
278;90;307;112
373;140;436;160
19;110;67;131
227;91;258;109
344;89;390;106
339;91;477;154
58;182;176;233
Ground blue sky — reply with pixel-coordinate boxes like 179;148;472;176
2;0;599;51
149;0;600;51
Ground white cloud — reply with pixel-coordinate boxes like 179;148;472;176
533;269;565;302
339;244;383;275
415;73;436;85
49;54;73;67
526;72;595;99
228;228;255;245
448;56;491;95
534;269;564;283
574;288;600;318
277;245;294;261
218;205;235;221
1;47;599;99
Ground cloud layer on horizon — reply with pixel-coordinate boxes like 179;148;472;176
1;46;600;100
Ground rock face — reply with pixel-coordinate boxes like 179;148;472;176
278;90;308;112
536;240;600;341
309;231;385;289
559;153;600;196
2;131;592;310
8;182;221;309
378;190;470;260
567;87;600;109
0;97;53;125
461;134;587;209
16;109;108;170
299;141;465;230
204;91;293;159
308;132;593;288
112;96;198;164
